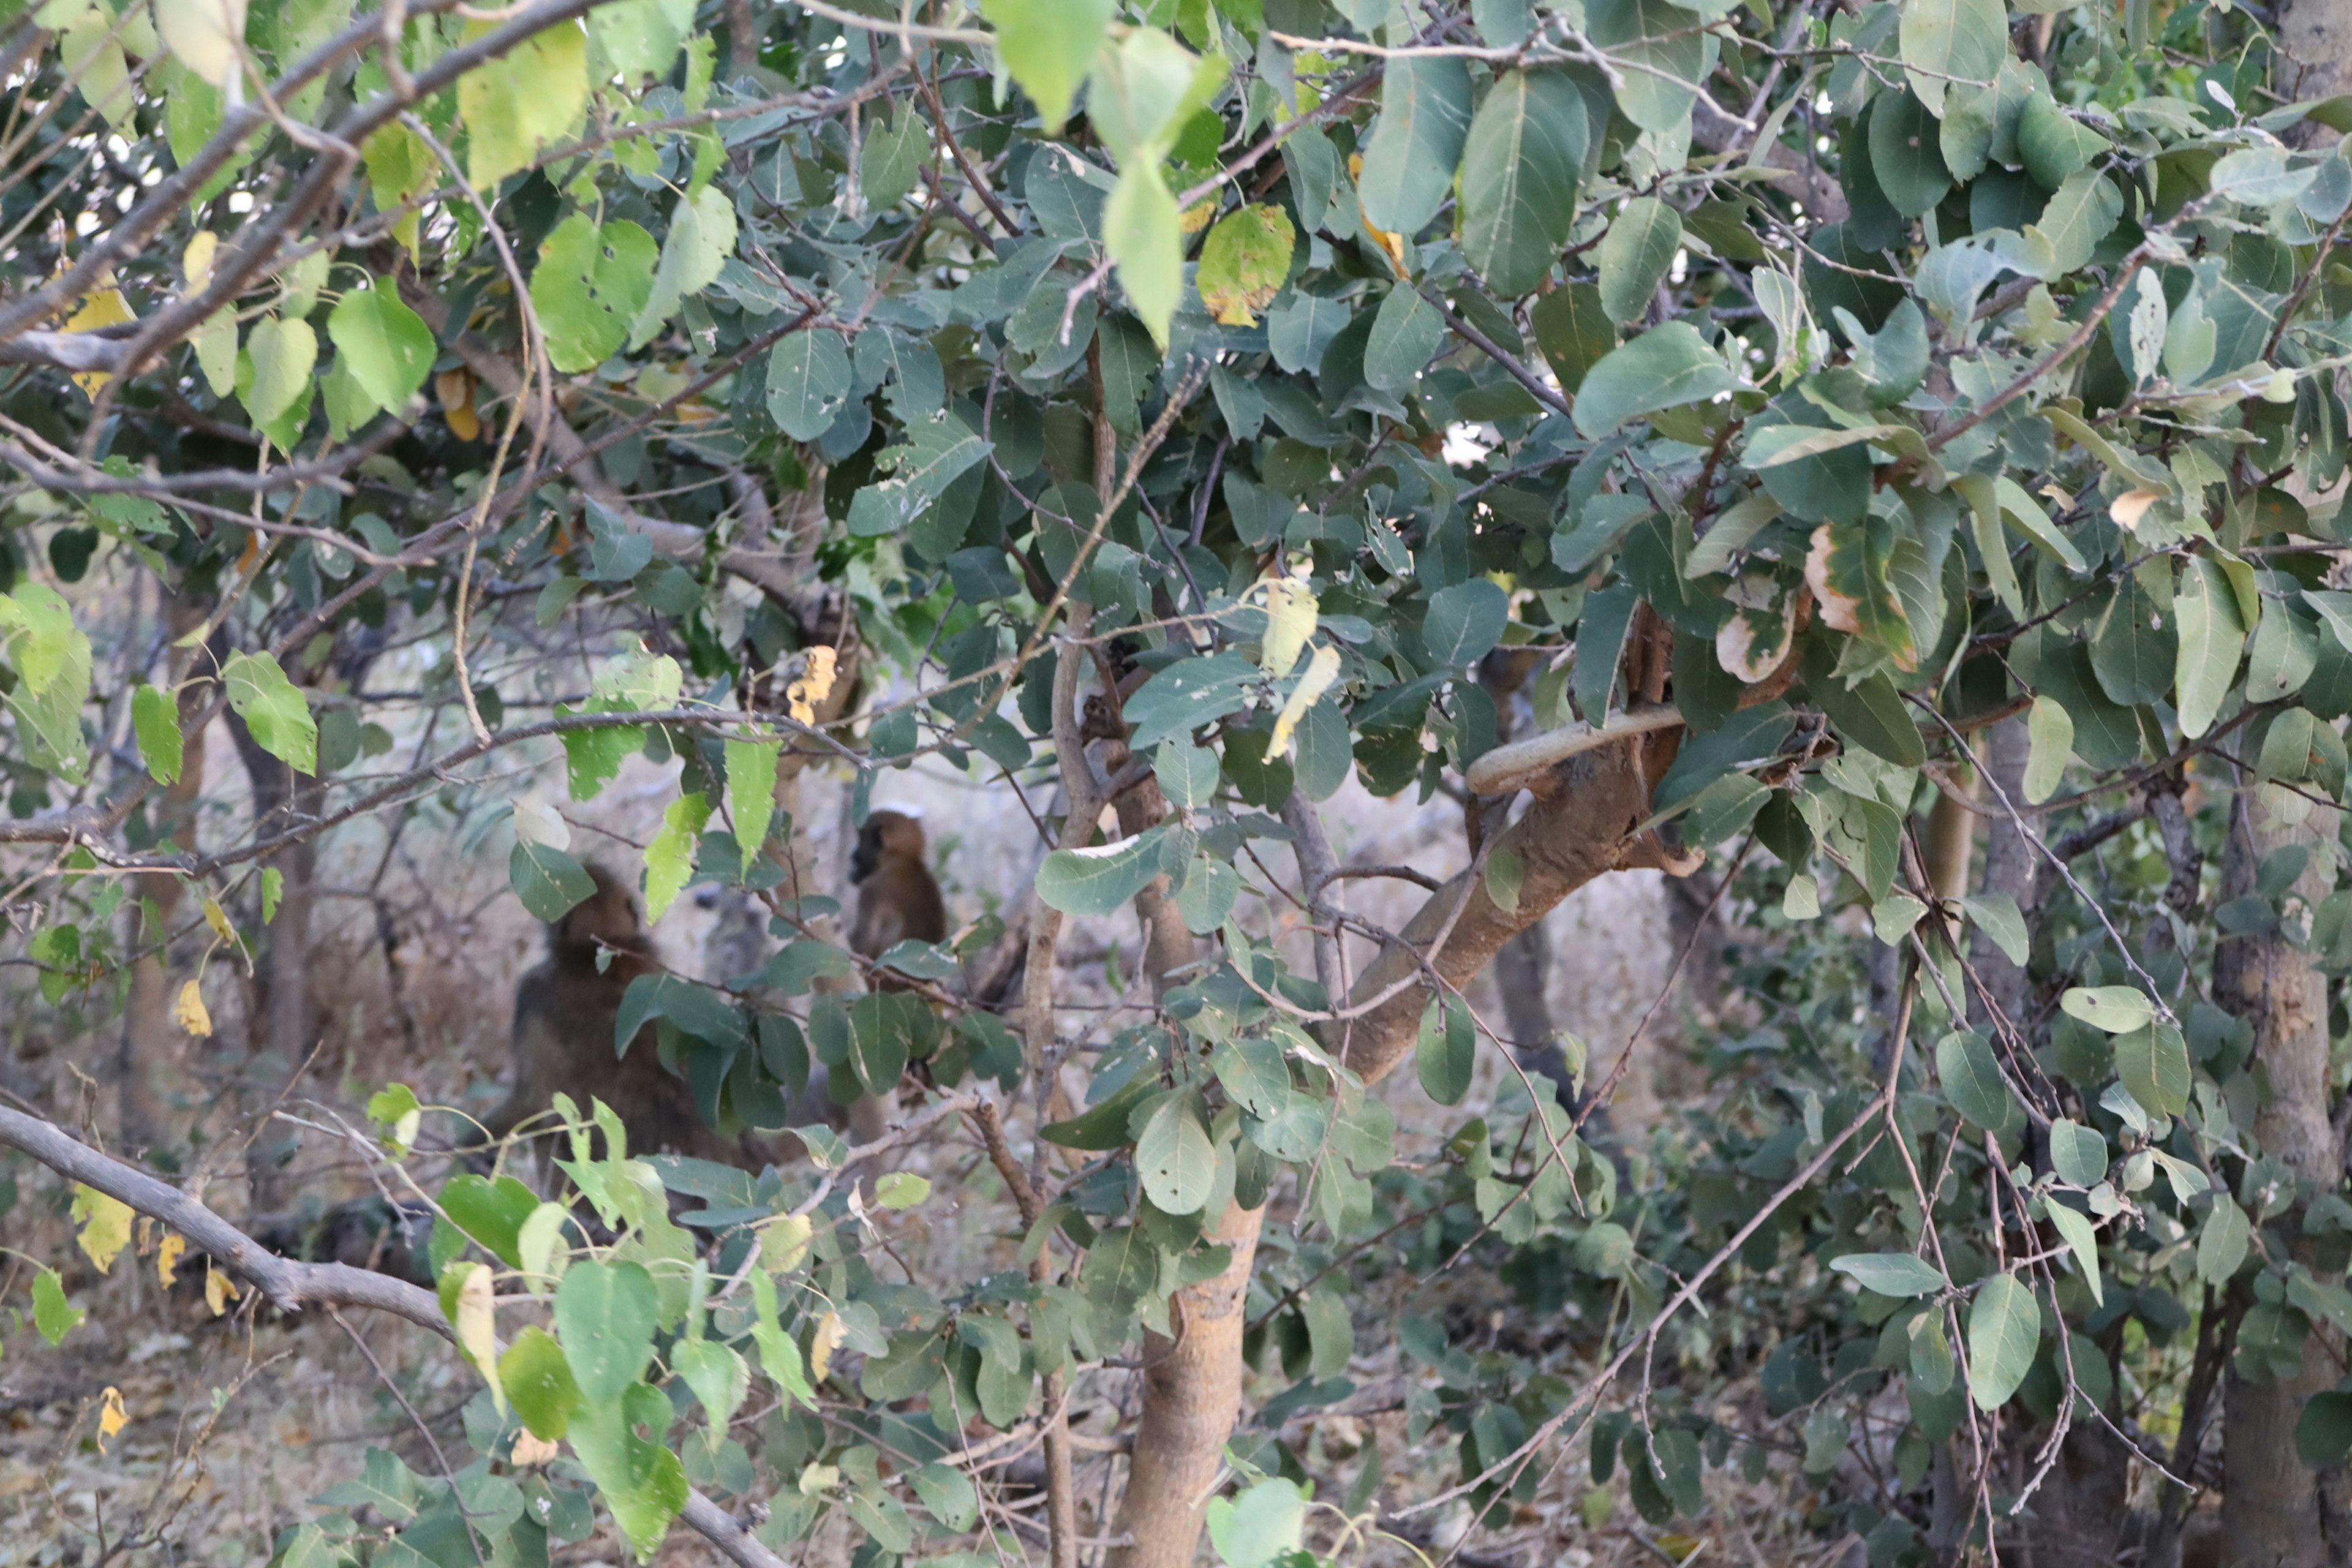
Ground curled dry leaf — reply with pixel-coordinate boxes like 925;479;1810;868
437;367;481;442
156;1232;186;1288
97;1387;127;1451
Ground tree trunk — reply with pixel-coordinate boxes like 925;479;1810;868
1108;736;1670;1568
2217;794;2350;1566
2280;0;2352;139
116;597;214;1158
227;704;323;1213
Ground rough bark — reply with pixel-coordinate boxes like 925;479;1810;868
1108;736;1668;1568
2280;0;2352;140
2217;794;2351;1566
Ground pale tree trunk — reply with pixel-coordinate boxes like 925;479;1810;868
115;596;214;1158
1107;734;1675;1568
2280;0;2352;140
2217;793;2351;1566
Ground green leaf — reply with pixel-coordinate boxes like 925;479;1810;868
2116;1020;2191;1117
673;1337;750;1431
531;214;660;374
132;684;182;785
442;1171;539;1267
2044;1201;2104;1305
2019;92;2111;190
2049;1120;2108;1186
1586;0;1707;134
1212;1035;1294;1118
726;739;781;876
1458;69;1588;296
2196;1193;2250;1287
222;650;317;772
1965;1273;2040;1411
2301;1392;2352;1469
2023;693;2073;804
1365;285;1446;393
1156;739;1221;809
1357;55;1472;236
984;0;1113;130
1529;282;1615;391
1302;1288;1354;1379
590;0;693;79
643;791;710;923
32;1267;82;1344
499;1325;582;1441
2059;986;2154;1034
1124;650;1260;748
1830;1253;1947;1298
1868;90;1950;216
1206;1479;1308;1568
629;185;738;350
2031;168;2122;278
1197;203;1295;327
1134;1090;1216;1215
1961;892;2028;966
1084;24;1218;166
859;110;927;212
1572;322;1740;437
2090;571;2176;707
766;331;854;440
326;282;433;414
244;315;317;428
457;19;587;189
1422;578;1509;667
1106;164;1183;345
553;1261;660;1406
2173;557;2244;740
1596;196;1683;325
1036;825;1171;917
510;840;597;921
1898;0;2006;115
911;1462;980;1532
874;1171;932;1208
1936;1030;2018;1134
1417;992;1476;1106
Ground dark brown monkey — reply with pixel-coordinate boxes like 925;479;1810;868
486;862;760;1167
849;810;948;985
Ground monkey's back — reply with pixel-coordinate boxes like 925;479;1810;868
494;949;755;1167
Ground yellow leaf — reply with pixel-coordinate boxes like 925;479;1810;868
1259;575;1317;677
2109;488;2162;533
760;1213;813;1273
157;1232;187;1287
71;1186;133;1274
97;1386;127;1451
201;896;234;943
1269;643;1342;756
809;1309;845;1383
183;231;218;292
64;283;134;398
453;1262;505;1412
786;645;838;726
511;1431;561;1466
204;1262;240;1316
154;0;247;89
172;978;212;1037
435;368;480;442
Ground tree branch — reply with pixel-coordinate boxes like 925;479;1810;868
0;1103;790;1568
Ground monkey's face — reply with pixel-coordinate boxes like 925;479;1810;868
851;811;924;883
556;865;645;951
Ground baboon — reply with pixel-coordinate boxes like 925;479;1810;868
848;810;948;985
486;862;764;1167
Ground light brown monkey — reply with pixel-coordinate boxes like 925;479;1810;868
848;810;948;984
486;862;760;1167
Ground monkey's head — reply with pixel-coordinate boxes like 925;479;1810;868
850;810;926;884
551;862;650;955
